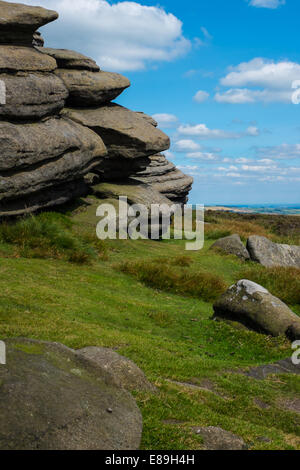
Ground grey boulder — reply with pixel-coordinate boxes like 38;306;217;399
193;426;247;450
247;235;300;268
63;103;170;159
0;72;68;120
0;338;142;450
76;346;156;392
0;0;58;45
55;69;130;106
213;279;300;340
211;234;250;260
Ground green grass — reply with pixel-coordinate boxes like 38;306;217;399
0;201;299;450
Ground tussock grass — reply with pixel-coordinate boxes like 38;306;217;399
0;212;99;264
237;265;300;306
119;259;227;302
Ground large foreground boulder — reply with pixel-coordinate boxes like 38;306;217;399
55;70;130;106
247;235;300;268
213;280;300;340
63;104;170;159
0;0;58;45
0;338;142;450
37;47;100;71
0;72;68;120
211;234;250;260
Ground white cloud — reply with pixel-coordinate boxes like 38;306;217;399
193;90;210;103
152;113;178;128
216;58;299;103
256;143;300;159
248;0;285;9
174;139;201;152
186;152;219;161
177;123;260;140
18;0;191;71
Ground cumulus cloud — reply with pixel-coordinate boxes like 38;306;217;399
152;113;178;128
248;0;286;9
215;58;299;103
174;139;201;152
17;0;191;71
255;143;300;159
193;90;210;103
177;123;260;140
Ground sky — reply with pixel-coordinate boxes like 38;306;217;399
17;0;300;205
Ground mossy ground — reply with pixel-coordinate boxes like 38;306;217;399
0;199;299;450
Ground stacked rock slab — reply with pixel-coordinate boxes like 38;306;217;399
0;1;108;216
0;0;193;216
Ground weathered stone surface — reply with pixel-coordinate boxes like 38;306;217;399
0;119;107;202
0;72;68;120
246;357;300;380
92;181;172;208
0;46;57;72
62;104;170;159
211;234;250;260
0;338;142;450
0;179;88;217
0;0;58;45
247;235;300;268
76;347;155;392
132;154;193;204
32;31;44;47
37;47;100;71
213;279;300;340
136;112;158;127
0;117;107;171
55;70;130;106
193;426;247;450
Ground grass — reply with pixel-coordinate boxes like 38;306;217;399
237;265;300;307
0;201;299;450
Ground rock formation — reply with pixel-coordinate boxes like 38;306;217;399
0;0;193;217
213;279;300;340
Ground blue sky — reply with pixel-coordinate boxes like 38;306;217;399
21;0;300;204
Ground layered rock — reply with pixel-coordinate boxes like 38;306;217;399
55;70;130;106
132;154;194;204
63;104;170;159
0;0;58;46
213;279;300;340
0;0;193;216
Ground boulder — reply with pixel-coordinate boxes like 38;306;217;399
0;0;58;46
211;234;250;260
213;279;300;340
136;112;158;127
0;72;68;120
37;47;100;71
55;70;130;106
0;338;142;450
0;117;107;171
0;119;107;202
247;235;300;268
63;104;170;159
0;46;57;72
76;346;155;392
193;427;247;450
